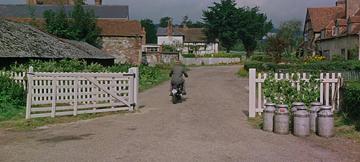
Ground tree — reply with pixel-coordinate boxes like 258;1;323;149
141;19;157;44
43;0;101;47
277;20;302;53
159;17;171;27
203;0;239;53
265;35;289;63
237;7;273;57
203;0;272;56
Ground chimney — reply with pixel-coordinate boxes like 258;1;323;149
167;18;173;36
95;0;102;5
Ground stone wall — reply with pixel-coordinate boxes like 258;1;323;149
102;36;142;64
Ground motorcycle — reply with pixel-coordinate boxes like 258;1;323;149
171;84;183;104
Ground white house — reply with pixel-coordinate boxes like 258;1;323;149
156;21;219;55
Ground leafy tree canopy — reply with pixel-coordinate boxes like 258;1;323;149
159;17;171;28
203;0;272;56
43;0;101;47
141;19;157;44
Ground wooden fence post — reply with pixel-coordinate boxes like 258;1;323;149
128;67;139;111
249;68;256;118
26;66;33;119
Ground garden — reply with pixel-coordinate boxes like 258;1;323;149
0;59;171;129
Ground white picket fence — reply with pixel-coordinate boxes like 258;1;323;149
1;67;139;119
1;71;27;88
248;68;343;118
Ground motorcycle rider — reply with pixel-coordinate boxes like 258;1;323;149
169;60;188;95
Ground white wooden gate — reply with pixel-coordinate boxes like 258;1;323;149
25;67;139;119
248;68;342;118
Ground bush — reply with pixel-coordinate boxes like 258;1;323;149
341;81;360;130
0;75;26;121
10;59;171;92
244;60;360;72
250;55;273;62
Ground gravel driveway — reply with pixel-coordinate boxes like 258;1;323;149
0;65;359;162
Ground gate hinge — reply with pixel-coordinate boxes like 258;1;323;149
130;103;136;107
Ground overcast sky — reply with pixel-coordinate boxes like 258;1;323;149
0;0;336;26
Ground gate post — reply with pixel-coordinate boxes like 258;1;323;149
129;67;139;111
249;69;256;118
26;66;34;119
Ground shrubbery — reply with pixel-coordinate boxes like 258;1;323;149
244;60;360;72
341;81;360;130
0;75;26;121
10;59;171;91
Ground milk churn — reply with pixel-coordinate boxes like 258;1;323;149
317;106;334;138
310;102;322;133
292;102;305;114
274;104;289;134
293;104;310;137
263;103;276;132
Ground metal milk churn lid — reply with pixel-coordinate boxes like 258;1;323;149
310;102;322;113
264;103;276;112
277;104;289;114
292;102;305;113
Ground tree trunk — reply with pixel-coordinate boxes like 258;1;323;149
226;48;230;53
246;50;254;58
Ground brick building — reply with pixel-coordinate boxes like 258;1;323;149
304;0;360;60
0;0;145;64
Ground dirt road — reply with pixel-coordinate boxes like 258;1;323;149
0;66;359;162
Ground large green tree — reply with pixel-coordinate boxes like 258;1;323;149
159;17;171;27
141;19;157;44
43;0;101;47
203;0;272;56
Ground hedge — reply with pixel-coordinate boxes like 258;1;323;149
0;75;26;121
244;60;360;72
341;81;360;130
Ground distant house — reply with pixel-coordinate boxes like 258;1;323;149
0;0;145;64
304;0;360;60
0;19;114;66
156;20;219;55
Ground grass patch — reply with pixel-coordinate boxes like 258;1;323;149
247;115;263;129
335;113;360;143
237;67;248;77
0;110;128;131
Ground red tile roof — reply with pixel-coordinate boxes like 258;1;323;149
307;7;345;32
96;19;143;37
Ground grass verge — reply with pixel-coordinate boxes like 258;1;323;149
335;113;360;143
0;110;128;131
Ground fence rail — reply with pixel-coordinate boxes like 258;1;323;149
248;68;342;118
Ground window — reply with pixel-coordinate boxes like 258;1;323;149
323;50;330;60
341;49;346;56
